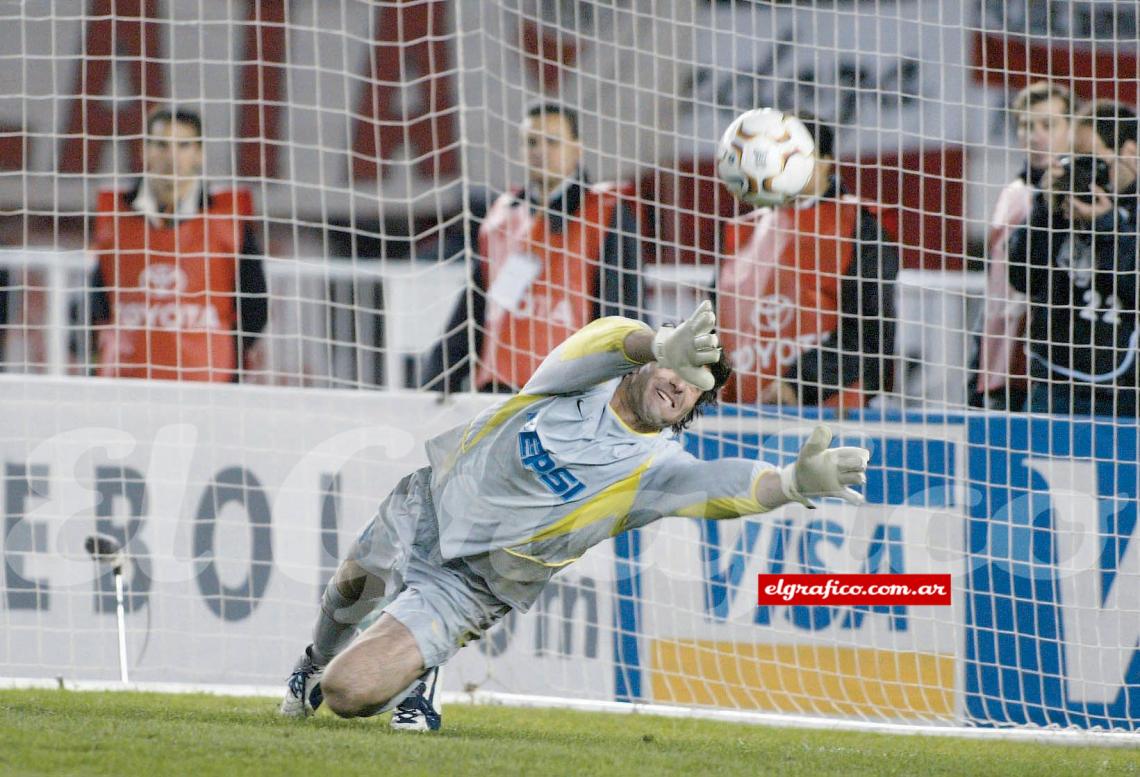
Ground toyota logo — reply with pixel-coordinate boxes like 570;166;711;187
137;264;188;298
750;294;795;332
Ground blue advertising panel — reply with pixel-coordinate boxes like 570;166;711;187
965;416;1140;730
620;410;1140;730
614;414;966;718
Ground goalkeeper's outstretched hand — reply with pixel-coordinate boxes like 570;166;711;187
651;300;722;391
779;425;870;508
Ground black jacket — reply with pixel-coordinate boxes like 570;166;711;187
1008;190;1139;387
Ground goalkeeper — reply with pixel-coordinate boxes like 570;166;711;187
280;302;870;731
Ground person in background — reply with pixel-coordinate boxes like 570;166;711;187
971;82;1076;410
1008;101;1139;417
717;115;898;411
419;101;641;393
1075;99;1138;226
87;107;267;382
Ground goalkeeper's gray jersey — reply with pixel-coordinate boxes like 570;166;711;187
424;317;772;610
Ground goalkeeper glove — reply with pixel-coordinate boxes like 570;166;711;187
779;425;870;508
651;300;722;391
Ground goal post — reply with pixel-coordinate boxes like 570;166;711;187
1;0;1138;741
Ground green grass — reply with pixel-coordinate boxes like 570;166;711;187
0;689;1137;777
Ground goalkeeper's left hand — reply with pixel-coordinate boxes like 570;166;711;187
779;425;870;508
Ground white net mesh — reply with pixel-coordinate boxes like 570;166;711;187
1;0;1138;736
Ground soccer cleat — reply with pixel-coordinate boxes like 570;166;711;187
389;667;442;732
279;645;325;718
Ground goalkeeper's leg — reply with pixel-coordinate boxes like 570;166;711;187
281;468;427;718
279;559;391;718
282;466;509;725
320;568;509;724
319;611;427;719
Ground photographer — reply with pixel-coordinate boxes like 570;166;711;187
1007;147;1138;417
1077;100;1138;224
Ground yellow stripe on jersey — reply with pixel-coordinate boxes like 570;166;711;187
460;393;545;453
557;316;651;364
515;457;653;546
499;546;581;569
673;495;769;520
671;469;769;520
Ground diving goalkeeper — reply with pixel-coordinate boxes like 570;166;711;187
280;302;870;731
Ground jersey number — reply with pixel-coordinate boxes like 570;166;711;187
1078;289;1122;326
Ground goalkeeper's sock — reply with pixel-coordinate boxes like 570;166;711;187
310;582;361;665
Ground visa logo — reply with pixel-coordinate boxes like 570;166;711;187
700;517;910;632
1023;457;1140;706
518;415;586;501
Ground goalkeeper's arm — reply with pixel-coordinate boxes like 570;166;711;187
522;301;722;396
520;316;653;396
651;425;870;523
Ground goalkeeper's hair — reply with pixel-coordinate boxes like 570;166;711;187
672;350;732;435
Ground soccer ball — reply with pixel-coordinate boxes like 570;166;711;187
716;108;816;208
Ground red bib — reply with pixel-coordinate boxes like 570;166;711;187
475;185;618;389
718;197;862;407
94;188;251;382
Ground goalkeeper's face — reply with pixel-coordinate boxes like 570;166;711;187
625;364;702;430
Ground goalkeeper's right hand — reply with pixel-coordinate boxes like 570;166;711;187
651;300;722;391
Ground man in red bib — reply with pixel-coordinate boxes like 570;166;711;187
86;108;267;382
421;102;641;393
717;116;898;411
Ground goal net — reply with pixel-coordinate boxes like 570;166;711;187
1;0;1138;738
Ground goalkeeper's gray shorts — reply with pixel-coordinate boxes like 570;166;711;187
345;466;510;668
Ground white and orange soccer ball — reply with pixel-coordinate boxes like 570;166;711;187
716;108;816;208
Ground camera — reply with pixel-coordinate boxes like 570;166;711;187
1053;155;1112;204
